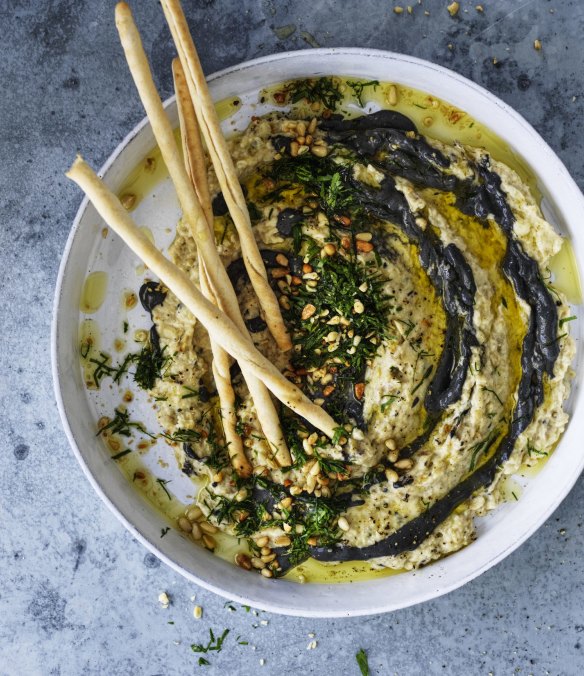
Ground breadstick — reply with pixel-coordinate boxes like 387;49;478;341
66;157;340;440
160;0;292;352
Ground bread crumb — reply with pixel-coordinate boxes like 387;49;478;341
158;592;170;608
534;39;542;51
447;1;460;16
394;6;404;13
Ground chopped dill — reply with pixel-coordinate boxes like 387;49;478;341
481;386;504;407
160;527;170;538
347;79;379;106
285;76;343;110
96;407;155;439
110;448;132;461
559;315;577;327
156;478;172;500
191;628;230;655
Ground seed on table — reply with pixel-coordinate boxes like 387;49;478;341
261;568;274;578
337;516;350;532
202;534;216;550
187;506;203;522
395;458;413;470
193;605;203;619
235;553;252;570
199;521;218;534
178;517;192;533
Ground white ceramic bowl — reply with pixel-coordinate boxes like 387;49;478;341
52;48;583;617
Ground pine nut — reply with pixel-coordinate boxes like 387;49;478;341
322;243;337;256
187;508;202;524
279;295;291;310
260;546;272;556
190;523;202;540
387;84;398;106
202;534;216;550
274;535;291;547
261;553;277;563
276;253;289;266
290;486;303;496
311;145;328;157
261;568;273;578
337;516;350;532
385;468;399;483
356;232;372;241
388;449;399;463
255;535;269;547
251;557;266;569
353;299;365;314
301;304;317;320
290;141;299;157
193;605;203;619
199;521;218;534
394;458;413;470
235;553;252;570
178;517;192;533
356;240;374;253
385;438;397;451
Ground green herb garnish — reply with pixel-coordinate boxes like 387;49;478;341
356;648;370;676
156;478;172;500
347;79;379;106
191;628;230;655
285;77;343;110
111;448;132;461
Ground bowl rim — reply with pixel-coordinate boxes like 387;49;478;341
52;46;584;617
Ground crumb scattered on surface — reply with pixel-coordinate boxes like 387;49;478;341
394;5;404;13
534;39;542;51
193;605;203;619
158;592;170;608
307;640;318;650
475;4;484;11
447;2;460;17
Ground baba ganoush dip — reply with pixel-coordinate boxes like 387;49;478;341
94;78;576;580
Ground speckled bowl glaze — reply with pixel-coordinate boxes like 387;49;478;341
52;48;583;617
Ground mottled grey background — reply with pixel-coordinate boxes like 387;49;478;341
1;0;583;674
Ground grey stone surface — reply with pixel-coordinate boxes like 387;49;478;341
1;0;583;674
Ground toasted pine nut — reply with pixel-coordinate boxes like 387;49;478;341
337;516;350;531
202;534;216;550
235;553;252;570
261;568;273;578
311;145;328;157
178;517;192;533
274;535;292;547
199;521;218;534
395;458;413;470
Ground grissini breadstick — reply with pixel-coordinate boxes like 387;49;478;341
66;157;340;440
159;0;292;353
173;58;291;468
115;2;290;466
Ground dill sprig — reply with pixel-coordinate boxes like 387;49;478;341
96;407;155;439
347;79;379;106
285;77;343;111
